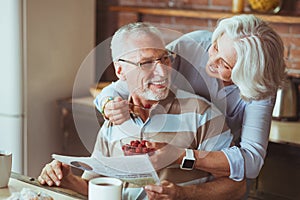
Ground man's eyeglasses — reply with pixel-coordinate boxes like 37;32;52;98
118;51;176;70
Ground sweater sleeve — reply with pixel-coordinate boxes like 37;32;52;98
222;97;275;180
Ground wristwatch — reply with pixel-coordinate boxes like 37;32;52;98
180;149;195;170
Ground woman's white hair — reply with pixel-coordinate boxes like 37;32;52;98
110;22;165;61
212;14;286;101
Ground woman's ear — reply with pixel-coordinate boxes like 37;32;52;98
114;61;126;80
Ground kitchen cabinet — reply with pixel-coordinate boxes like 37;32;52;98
250;121;300;200
57;97;104;157
251;141;300;200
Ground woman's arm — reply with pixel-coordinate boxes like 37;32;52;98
189;98;274;180
236;97;274;178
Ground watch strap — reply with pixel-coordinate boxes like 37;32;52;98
185;149;194;159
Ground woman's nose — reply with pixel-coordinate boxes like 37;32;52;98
208;52;218;66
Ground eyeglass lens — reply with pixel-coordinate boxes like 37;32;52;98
140;54;174;69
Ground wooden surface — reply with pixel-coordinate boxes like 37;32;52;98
269;120;300;146
0;172;87;200
110;6;300;24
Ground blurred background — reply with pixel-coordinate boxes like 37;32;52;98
0;0;299;199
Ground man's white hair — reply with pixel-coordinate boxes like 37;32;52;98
111;22;165;61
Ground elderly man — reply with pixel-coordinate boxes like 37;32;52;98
38;22;245;199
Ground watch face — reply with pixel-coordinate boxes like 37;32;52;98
182;159;195;169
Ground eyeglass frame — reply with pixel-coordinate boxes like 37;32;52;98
117;50;176;70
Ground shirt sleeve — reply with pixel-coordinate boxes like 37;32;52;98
94;80;129;111
221;146;244;181
222;97;275;180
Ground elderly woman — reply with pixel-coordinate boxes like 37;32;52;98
95;14;286;199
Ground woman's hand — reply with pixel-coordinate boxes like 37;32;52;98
38;160;72;187
148;142;185;170
145;180;183;200
104;96;130;125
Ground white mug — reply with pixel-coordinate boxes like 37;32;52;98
89;177;123;200
0;150;12;188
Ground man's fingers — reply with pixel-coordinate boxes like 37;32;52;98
37;175;46;185
145;186;170;200
52;161;63;180
42;175;53;186
145;190;155;200
145;184;163;193
39;168;54;186
45;164;61;186
38;160;68;187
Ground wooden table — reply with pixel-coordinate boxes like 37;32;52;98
0;172;87;200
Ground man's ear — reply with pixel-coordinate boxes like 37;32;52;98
114;61;126;80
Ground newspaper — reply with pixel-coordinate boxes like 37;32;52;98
52;151;160;187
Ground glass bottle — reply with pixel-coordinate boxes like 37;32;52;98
232;0;244;13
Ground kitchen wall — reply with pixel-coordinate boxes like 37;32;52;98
115;0;300;71
25;0;95;176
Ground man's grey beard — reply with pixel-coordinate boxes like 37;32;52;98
135;87;169;101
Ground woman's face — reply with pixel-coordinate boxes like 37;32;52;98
206;33;237;84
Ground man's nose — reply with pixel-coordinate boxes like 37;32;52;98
153;62;168;76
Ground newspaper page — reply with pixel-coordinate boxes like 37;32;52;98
52;151;160;186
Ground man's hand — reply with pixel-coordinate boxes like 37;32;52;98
145;178;247;200
104;96;130;125
145;180;182;200
38;160;72;187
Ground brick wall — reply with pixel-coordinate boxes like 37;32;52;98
114;0;300;72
